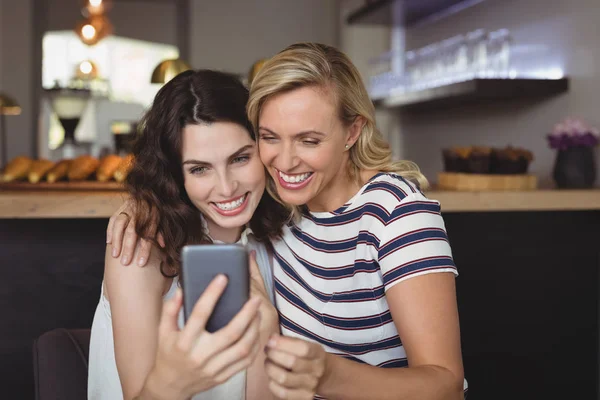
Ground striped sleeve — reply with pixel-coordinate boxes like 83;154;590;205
377;193;458;291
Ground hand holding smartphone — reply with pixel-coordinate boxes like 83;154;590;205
180;244;249;332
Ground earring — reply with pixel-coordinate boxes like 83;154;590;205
345;144;350;149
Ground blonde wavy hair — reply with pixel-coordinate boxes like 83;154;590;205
247;42;427;218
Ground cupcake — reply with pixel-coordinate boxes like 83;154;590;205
467;146;492;174
442;147;471;172
490;146;534;174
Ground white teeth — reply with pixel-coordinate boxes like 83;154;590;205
214;194;246;211
279;171;311;184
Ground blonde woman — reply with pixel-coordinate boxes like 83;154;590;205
110;43;466;400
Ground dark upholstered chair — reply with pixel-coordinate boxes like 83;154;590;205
32;328;91;400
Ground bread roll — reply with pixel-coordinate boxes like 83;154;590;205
28;159;56;183
68;155;100;181
1;156;33;182
96;154;122;182
114;154;134;183
46;159;72;183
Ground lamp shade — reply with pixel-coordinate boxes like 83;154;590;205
0;93;22;116
151;59;192;84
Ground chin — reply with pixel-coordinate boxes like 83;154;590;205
212;214;252;229
274;186;313;206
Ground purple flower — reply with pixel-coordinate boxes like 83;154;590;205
547;117;600;149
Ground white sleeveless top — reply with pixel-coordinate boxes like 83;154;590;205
88;229;274;400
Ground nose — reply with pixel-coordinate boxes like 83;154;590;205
216;170;238;198
277;142;299;172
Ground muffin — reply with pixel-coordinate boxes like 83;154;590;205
467;146;492;174
490;146;534;174
442;147;471;172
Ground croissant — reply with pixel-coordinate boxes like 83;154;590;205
96;154;122;182
1;156;33;182
113;154;134;183
28;159;56;183
46;159;72;183
68;155;100;181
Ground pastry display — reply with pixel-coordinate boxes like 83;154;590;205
114;154;134;183
1;156;34;182
490;146;534;174
68;155;101;181
46;159;72;183
28;159;56;183
96;154;122;182
442;146;533;175
0;153;134;185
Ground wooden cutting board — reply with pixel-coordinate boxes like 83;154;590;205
438;172;538;191
0;180;125;191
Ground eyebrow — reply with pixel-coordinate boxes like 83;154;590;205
258;127;326;138
182;144;254;166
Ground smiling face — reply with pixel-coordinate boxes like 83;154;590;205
181;121;265;243
257;86;362;212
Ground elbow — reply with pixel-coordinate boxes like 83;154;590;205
446;369;465;400
428;365;465;400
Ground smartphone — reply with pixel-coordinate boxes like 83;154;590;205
180;244;249;333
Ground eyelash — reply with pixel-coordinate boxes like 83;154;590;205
190;166;208;175
188;154;251;175
260;135;277;142
260;135;320;146
232;155;250;164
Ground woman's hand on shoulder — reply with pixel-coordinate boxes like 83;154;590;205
143;276;264;400
106;198;164;267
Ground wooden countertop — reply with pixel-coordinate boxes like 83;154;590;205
1;188;599;218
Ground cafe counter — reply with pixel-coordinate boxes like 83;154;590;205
1;188;599;218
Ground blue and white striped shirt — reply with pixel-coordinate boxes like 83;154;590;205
272;173;458;376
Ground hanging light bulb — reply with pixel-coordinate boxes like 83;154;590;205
82;0;112;16
75;60;99;80
75;14;113;46
81;24;96;41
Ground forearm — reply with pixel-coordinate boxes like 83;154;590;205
246;320;279;400
246;349;276;400
132;369;190;400
319;354;463;400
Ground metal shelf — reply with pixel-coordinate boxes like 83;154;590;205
374;78;569;110
347;0;489;27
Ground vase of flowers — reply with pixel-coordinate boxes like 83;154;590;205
548;117;598;189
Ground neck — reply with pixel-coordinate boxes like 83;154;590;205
307;161;377;212
205;219;243;244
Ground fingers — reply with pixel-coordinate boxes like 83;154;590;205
265;348;313;373
136;238;153;267
106;213;115;244
202;313;261;376
120;218;139;265
179;275;229;349
212;332;262;385
158;288;183;337
110;212;130;259
157;232;166;248
209;296;262;349
267;335;319;359
265;358;319;392
268;378;316;400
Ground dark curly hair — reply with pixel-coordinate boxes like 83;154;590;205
126;69;289;276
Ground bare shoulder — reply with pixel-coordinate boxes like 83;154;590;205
103;245;170;303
